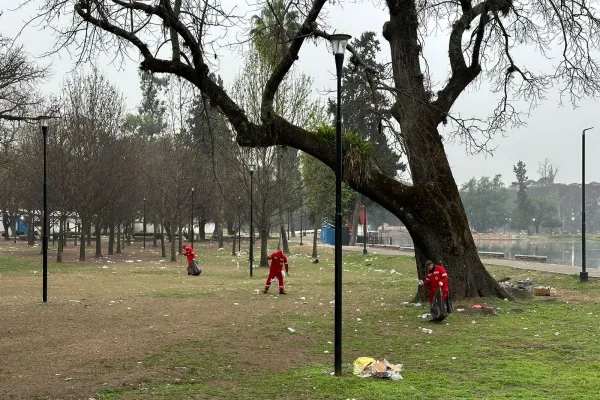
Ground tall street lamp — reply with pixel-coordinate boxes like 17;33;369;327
42;120;49;303
329;32;351;377
191;188;195;249
143;197;146;249
249;164;255;277
362;204;367;255
581;126;594;282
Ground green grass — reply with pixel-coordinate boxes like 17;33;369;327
4;240;600;399
89;247;600;400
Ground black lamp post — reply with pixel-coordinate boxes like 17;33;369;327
329;32;351;377
143;197;146;249
191;188;195;249
42;120;49;303
238;214;241;253
362;204;367;255
249;164;255;277
581;126;594;282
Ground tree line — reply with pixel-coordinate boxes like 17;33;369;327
460;159;600;235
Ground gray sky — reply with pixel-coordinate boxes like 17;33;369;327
3;0;599;186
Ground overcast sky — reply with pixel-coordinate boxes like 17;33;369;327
3;1;599;186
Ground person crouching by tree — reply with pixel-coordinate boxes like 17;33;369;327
418;260;449;321
264;249;289;295
182;244;201;276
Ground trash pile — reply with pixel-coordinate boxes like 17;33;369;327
353;357;403;380
498;277;534;298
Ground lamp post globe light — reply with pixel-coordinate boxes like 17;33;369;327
249;164;255;278
581;126;594;282
41;120;49;303
328;32;351;377
191;188;195;249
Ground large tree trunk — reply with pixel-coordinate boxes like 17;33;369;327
95;220;102;258
349;194;361;246
227;220;234;235
87;223;92;247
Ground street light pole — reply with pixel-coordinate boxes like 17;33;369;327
191;188;195;249
329;33;351;377
362;204;367;255
581;126;594;282
143;197;146;249
42;120;49;303
249;164;255;277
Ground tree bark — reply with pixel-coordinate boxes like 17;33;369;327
153;220;158;247
349;194;361;246
27;210;34;246
116;224;122;254
56;216;64;263
94;220;102;257
108;224;115;255
279;210;289;254
169;227;176;262
260;228;269;267
199;218;206;240
160;221;166;258
231;235;236;256
79;220;88;261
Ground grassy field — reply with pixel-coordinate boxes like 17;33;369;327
1;239;600;399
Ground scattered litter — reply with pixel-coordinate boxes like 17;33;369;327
452;357;457;360
413;303;422;307
217;247;224;251
419;313;431;319
421;328;433;334
300;297;306;300
555;332;560;336
356;318;362;321
233;303;239;306
287;327;296;333
353;358;403;380
472;304;484;309
456;308;465;312
534;286;557;296
324;350;329;353
390;269;396;274
102;266;108;269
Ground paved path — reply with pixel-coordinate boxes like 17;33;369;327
290;233;600;278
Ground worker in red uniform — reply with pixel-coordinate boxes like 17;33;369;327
419;260;449;303
263;249;289;294
182;244;200;275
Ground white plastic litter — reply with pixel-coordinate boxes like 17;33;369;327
287;327;296;333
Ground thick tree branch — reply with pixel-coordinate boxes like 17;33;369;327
260;0;327;120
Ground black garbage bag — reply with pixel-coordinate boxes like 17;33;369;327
430;287;448;322
188;260;202;276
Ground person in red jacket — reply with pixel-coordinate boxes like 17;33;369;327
419;260;449;303
182;244;200;275
264;249;289;294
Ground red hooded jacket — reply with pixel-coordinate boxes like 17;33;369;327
266;250;289;274
423;264;449;303
182;244;196;263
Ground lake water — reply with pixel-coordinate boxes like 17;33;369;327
476;239;600;268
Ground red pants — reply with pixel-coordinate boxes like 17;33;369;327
264;270;285;293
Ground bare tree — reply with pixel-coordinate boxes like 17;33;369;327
36;0;600;297
537;158;559;186
0;35;52;122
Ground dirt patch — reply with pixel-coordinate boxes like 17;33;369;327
0;240;329;399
